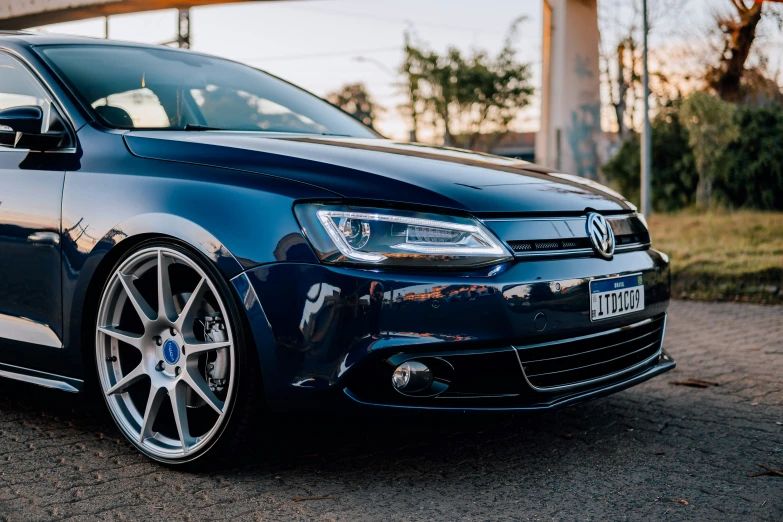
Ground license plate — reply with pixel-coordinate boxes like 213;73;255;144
590;274;644;321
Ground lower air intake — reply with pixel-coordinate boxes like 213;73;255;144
515;314;666;391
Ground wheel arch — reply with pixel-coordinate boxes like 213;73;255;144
99;212;245;278
71;213;246;387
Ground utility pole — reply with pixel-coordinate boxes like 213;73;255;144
104;16;109;39
640;0;652;215
402;31;419;142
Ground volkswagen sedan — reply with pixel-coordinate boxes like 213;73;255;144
0;32;675;465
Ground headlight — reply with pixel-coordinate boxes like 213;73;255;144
294;204;512;268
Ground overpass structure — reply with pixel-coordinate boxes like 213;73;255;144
0;1;271;30
0;0;602;180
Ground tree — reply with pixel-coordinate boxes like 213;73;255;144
610;37;636;142
679;91;738;206
400;18;534;149
326;83;381;129
706;0;771;102
599;0;685;143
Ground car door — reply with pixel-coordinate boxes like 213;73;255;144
0;51;67;372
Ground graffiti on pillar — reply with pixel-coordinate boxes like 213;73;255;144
567;102;600;180
567;54;601;181
574;54;594;80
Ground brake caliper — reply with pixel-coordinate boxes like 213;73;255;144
203;315;229;393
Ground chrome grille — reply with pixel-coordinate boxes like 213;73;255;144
515;314;666;391
509;238;592;253
484;214;651;259
512;242;534;252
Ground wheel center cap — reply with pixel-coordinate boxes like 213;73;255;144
162;338;180;365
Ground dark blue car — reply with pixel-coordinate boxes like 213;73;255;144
0;32;674;465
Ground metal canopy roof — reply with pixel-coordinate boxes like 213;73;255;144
0;0;275;30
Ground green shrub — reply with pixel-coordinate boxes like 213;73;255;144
601;106;698;212
602;96;783;211
717;104;783;210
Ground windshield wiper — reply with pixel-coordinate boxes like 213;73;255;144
183;124;223;131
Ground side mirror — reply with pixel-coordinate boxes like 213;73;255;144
0;105;70;151
0;105;44;134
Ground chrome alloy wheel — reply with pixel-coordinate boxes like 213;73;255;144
95;246;236;461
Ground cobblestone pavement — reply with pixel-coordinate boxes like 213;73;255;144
0;301;781;521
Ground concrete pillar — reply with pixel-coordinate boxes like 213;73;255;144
177;8;191;49
536;0;602;180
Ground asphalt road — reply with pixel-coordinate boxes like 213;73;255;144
1;300;781;521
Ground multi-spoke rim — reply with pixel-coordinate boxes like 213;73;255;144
95;246;236;460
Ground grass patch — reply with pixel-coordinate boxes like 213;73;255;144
647;211;783;303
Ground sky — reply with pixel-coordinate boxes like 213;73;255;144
31;0;783;140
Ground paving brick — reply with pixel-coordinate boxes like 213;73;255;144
0;300;781;521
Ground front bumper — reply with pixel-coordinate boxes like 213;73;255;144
232;249;674;412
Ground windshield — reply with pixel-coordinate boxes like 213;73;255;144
39;45;378;137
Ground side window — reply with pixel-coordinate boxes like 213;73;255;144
0;53;50;115
0;52;65;149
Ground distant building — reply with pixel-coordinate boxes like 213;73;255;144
461;131;619;169
452;131;536;162
487;131;537;161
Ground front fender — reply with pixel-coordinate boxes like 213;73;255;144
98;212;245;278
59;133;335;378
61;212;244;379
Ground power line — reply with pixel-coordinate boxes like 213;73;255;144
244;46;400;63
278;3;504;37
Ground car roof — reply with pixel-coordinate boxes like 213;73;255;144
1;31;99;43
0;31;197;53
0;32;241;77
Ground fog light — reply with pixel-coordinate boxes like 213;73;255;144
392;361;433;393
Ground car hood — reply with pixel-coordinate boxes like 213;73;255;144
124;132;631;214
